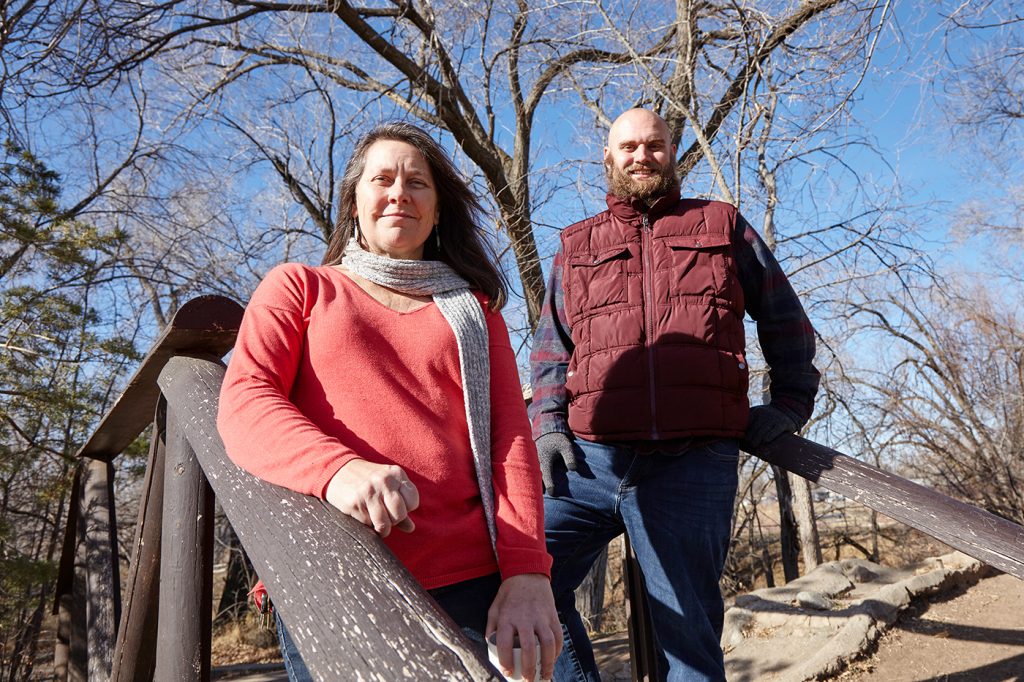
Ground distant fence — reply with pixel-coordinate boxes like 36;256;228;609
53;295;1024;681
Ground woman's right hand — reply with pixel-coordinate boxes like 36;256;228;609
324;460;420;537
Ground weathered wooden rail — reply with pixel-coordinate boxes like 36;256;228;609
53;295;501;681
758;436;1024;580
53;295;1024;681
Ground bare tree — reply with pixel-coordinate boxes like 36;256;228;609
23;1;915;328
576;0;927;578
926;2;1024;283
853;284;1024;524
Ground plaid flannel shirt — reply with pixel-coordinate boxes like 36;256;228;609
527;212;820;440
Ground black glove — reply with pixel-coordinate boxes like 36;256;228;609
745;405;799;448
535;432;578;495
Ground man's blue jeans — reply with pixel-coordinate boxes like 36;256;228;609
545;437;739;682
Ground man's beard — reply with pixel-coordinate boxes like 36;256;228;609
605;161;678;201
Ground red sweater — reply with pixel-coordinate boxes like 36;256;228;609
218;263;550;589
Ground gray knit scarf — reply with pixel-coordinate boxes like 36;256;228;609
341;238;497;552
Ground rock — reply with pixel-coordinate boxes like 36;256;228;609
847;565;878;583
723;551;991;682
721;607;755;648
742;562;854;607
733;594;760;609
796;591;835;610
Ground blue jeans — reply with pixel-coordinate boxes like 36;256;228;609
276;611;313;682
275;572;500;680
545;438;739;682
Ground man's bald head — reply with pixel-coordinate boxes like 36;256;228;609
604;109;678;201
607;109;673;149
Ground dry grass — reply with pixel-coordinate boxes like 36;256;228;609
211;615;282;667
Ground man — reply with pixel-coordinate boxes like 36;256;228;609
528;108;820;681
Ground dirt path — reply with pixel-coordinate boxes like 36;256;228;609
833;573;1024;681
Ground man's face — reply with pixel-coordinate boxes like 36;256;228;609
604;110;678;201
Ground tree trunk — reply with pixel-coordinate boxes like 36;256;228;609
492;190;545;328
214;527;255;627
574;547;608;633
791;475;821;571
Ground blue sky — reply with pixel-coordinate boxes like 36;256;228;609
849;4;1020;277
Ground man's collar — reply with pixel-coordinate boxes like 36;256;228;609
605;185;681;221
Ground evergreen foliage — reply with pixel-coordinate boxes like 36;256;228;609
0;141;137;680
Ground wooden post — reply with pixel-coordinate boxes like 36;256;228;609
112;399;168;682
772;465;800;582
623;536;659;682
71;508;89;682
155;404;215;682
79;456;121;682
51;296;244;681
53;594;72;681
52;468;83;682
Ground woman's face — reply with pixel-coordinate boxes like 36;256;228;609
353;139;440;260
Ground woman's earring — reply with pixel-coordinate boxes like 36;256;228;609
434;225;441;251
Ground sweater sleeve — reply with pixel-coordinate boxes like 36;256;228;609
217;264;360;498
487;309;554;580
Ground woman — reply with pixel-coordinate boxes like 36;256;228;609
218;122;560;681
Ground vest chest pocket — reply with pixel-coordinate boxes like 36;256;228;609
564;244;633;319
662;233;732;300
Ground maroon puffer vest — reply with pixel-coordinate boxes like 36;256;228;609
560;191;749;441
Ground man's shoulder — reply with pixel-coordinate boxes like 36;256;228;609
672;197;737;216
559;209;614;246
561;209;612;236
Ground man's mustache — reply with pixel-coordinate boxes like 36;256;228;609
626;162;662;172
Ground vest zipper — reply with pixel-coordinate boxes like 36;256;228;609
641;213;659;440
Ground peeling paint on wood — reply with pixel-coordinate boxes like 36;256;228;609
158;356;501;681
756;435;1024;580
154;405;215;682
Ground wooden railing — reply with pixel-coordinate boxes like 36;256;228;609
53;295;1024;681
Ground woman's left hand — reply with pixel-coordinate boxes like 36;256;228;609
486;573;562;682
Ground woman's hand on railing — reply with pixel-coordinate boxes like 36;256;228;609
324;460;420;537
486;573;562;682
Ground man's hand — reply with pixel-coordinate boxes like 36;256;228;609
486;574;562;682
324;460;420;537
745;405;799;448
535;432;578;495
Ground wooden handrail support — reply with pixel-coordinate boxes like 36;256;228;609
157;355;500;680
52;296;244;682
757;435;1024;580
